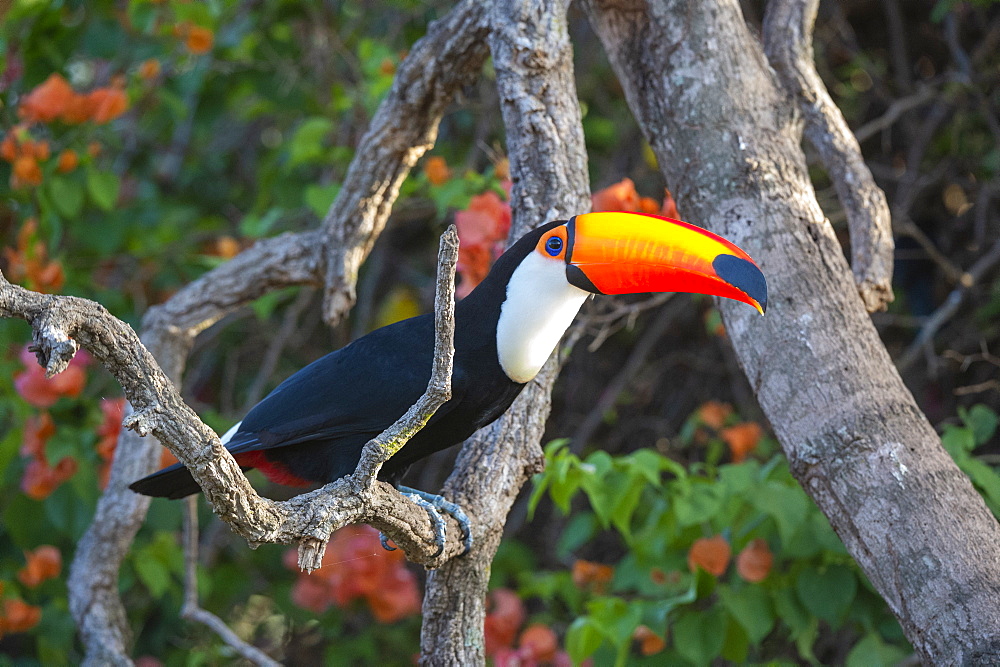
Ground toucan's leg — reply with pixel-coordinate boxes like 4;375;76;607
377;491;447;557
377;487;473;556
397;486;473;554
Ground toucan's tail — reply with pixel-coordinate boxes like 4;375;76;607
129;463;202;499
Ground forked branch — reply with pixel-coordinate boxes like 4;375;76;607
0;227;464;572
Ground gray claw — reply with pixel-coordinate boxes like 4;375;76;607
379;532;397;551
397;485;473;555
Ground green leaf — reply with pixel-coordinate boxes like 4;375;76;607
642;582;698;628
719;585;775;643
846;632;909;667
672;606;727;666
557;511;597;559
942;425;975;456
720;616;749;663
751;482;808;545
86;169;121;212
586;596;643;649
796;564;857;626
305;182;341;218
566;617;604;664
48;176;85;219
672;482;724;526
240;207;283;237
134;556;172;598
963;404;999;446
288;117;334;167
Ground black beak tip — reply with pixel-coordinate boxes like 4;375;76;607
712;254;768;314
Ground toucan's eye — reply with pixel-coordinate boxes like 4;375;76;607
545;236;563;256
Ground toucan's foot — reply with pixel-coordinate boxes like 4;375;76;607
397;486;473;554
377;487;472;556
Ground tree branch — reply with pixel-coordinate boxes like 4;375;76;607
319;0;489;325
763;0;895;312
181;498;281;667
63;2;490;662
585;0;1000;661
0;225;461;576
419;0;592;661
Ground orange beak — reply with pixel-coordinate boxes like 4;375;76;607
565;211;767;314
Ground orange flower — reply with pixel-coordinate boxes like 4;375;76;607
285;525;421;623
378;57;396;76
736;538;773;583
12;156;42;187
21;413;55;460
697;400;733;430
633;625;666;656
88;87;129;123
484;588;525;657
661;188;679;219
0;599;42;635
14;345;89;408
185;25;214;54
17;545;61;588
455;190;512;297
138;59;161;80
21;457;77;500
687;535;730;576
87;141;102;157
591;177;641;212
1;134;18;161
424;156;450;186
211;235;241;259
18;73;74;123
56;149;79;173
22;139;50;161
721;422;762;463
3;219;66;293
639;196;659;214
60;92;95;124
572;559;614;592
518;623;558;662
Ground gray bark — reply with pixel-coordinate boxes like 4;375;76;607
58;2;489;663
584;0;1000;663
419;0;591;663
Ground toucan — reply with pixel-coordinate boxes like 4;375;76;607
130;211;766;546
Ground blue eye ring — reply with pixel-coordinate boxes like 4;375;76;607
545;236;563;256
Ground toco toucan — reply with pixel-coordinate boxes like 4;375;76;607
130;211;766;546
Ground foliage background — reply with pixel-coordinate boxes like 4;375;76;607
0;0;998;664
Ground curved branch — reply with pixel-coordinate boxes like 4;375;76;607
0;226;461;575
320;0;490;324
763;0;895;312
64;2;489;662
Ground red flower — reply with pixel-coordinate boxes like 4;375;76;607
286;525;421;622
17;545;61;588
18;74;74;123
14;344;89;408
455;190;512;298
484;588;525;657
687;535;731;577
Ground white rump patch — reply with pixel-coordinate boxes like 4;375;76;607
496;252;589;383
219;421;242;445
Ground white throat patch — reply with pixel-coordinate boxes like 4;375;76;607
496;252;589;383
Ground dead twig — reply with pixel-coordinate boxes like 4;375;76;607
764;0;894;312
898;238;1000;372
181;498;282;667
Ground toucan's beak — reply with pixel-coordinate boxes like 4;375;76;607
565;211;767;314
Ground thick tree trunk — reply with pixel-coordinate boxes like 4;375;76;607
585;0;1000;662
419;0;591;662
